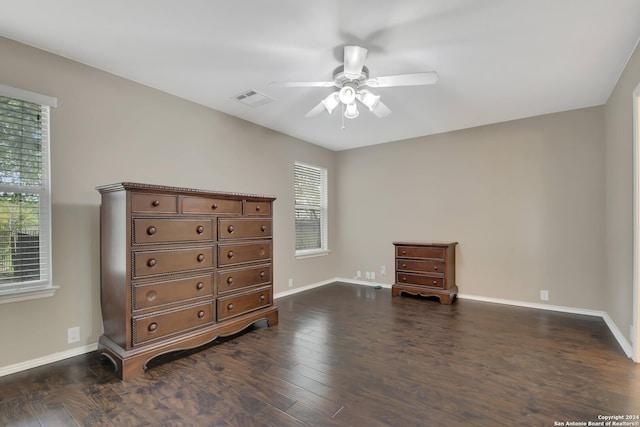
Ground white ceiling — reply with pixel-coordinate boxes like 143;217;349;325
1;1;639;151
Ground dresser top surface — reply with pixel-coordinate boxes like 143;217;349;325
96;182;276;201
393;241;458;248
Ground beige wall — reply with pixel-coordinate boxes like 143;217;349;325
604;41;640;345
336;107;606;310
0;36;337;368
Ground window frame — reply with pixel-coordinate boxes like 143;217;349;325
0;84;57;304
294;161;329;259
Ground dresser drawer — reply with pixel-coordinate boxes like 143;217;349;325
132;302;214;345
133;274;213;311
133;246;214;278
244;201;271;216
218;219;272;240
131;193;178;214
217;286;271;321
396;245;445;260
218;241;271;267
133;218;213;244
397;272;444;288
181;196;242;215
396;259;444;275
217;264;271;294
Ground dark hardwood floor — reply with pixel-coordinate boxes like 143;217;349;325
1;282;639;426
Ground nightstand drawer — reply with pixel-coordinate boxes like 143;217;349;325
397;272;444;288
396;259;444;275
133;218;213;244
218;218;272;240
396;245;445;260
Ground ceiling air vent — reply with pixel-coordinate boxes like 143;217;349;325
231;89;275;107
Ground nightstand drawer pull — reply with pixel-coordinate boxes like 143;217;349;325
197;310;205;319
227;251;234;259
146;226;157;236
196;225;204;234
259;294;265;302
196;282;204;290
228;225;234;233
261;225;267;232
227;277;234;284
152;200;160;207
147;258;157;267
197;254;205;262
259;271;265;278
227;303;234;311
148;322;158;332
255;205;261;211
211;203;218;209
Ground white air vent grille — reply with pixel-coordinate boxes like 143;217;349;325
231;89;275;107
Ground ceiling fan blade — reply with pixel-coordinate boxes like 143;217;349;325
270;81;336;88
366;72;439;88
305;101;327;117
344;45;368;79
371;99;392;118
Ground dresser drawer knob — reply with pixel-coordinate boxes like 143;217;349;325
148;322;158;332
227;303;234;311
259;295;265;303
255;205;261;211
146;226;157;236
402;264;407;268
146;290;157;302
402;276;407;282
433;280;438;285
433;266;438;271
197;254;205;262
196;225;204;234
261;225;266;232
227;277;234;284
402;250;406;255
258;249;265;256
197;310;205;319
196;282;204;290
211;203;218;210
147;258;157;268
259;271;265;279
152;200;160;207
227;251;234;259
227;225;234;233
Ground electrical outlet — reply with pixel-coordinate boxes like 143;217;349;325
67;326;80;344
371;271;376;280
540;290;549;301
288;278;293;288
356;270;361;279
380;266;386;276
365;271;371;280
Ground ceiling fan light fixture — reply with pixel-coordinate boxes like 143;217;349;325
357;89;380;111
321;92;340;114
344;102;359;119
338;84;357;104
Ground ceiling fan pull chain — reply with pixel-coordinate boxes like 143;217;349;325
341;104;346;130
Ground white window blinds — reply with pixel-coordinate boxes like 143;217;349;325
294;162;328;254
0;86;55;301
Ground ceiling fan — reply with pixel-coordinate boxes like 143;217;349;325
270;45;438;120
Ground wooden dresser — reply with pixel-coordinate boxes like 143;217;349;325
392;241;458;304
96;182;278;379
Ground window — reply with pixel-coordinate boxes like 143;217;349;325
294;161;328;257
0;84;57;303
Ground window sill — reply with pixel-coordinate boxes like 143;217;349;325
295;249;331;260
0;284;59;304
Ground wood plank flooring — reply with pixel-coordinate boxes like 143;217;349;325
1;282;639;426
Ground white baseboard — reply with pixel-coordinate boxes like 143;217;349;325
2;281;635;377
0;343;98;378
458;293;634;358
